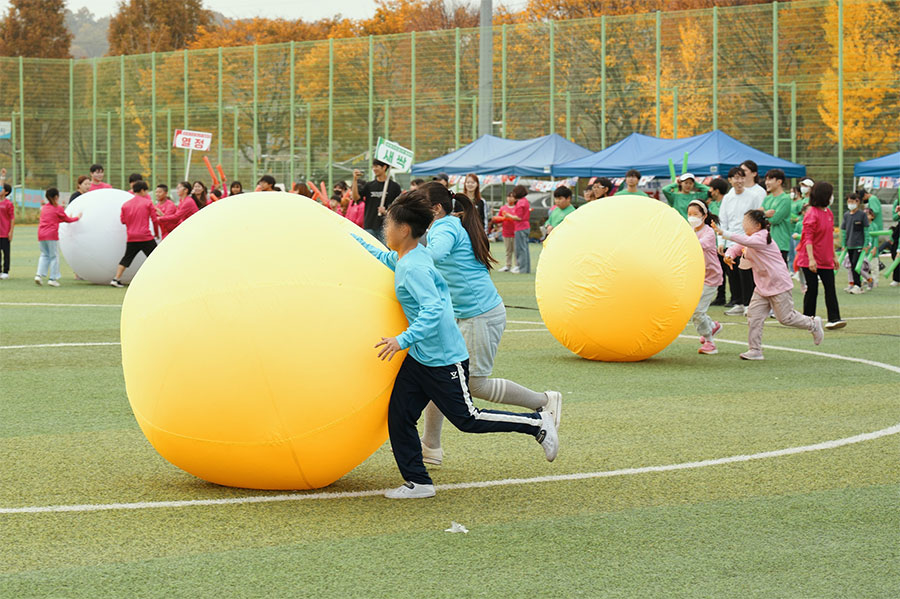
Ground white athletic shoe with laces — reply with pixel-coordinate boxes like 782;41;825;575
536;410;559;462
542;391;562;430
498;266;510;272
724;304;744;316
384;481;436;499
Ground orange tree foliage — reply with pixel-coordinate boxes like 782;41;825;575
108;0;213;55
0;0;72;58
817;0;900;152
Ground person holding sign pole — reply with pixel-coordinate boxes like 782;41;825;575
352;159;401;243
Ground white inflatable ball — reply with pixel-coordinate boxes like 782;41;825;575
59;188;150;284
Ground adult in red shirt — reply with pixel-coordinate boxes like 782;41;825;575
0;173;14;279
504;184;532;273
153;183;177;239
111;181;158;287
88;164;113;192
156;181;205;232
795;181;844;329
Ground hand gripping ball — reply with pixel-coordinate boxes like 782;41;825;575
120;192;408;490
59;188;148;284
535;195;704;362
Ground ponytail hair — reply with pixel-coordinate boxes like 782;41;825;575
422;181;497;270
191;180;208;209
744;209;771;244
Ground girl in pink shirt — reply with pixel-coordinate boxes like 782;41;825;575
794;181;844;329
686;200;723;355
713;210;824;360
35;188;80;286
345;196;365;227
156;181;206;232
492;191;518;271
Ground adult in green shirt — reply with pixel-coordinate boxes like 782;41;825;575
615;169;649;197
546;185;576;234
761;168;792;262
661;173;710;219
858;187;883;233
889;192;900;286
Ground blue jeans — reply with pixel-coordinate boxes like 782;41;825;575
37;240;61;281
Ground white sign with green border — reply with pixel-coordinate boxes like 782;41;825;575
374;137;414;173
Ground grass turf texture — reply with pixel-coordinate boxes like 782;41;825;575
1;227;898;598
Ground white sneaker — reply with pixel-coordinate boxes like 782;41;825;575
743;306;749;317
498;266;510;272
849;286;863;295
47;279;60;287
34;275;42;285
768;309;775;319
825;320;847;330
536;411;559;462
0;272;8;280
542;391;562;430
739;350;765;361
724;304;744;316
110;279;124;288
843;285;854;292
384;481;436;499
510;267;520;274
812;316;824;345
791;272;800;281
420;440;443;466
890;281;899;287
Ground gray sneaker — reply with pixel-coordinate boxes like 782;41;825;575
739;350;765;361
724;304;744;316
420;440;443;466
384;481;436;499
536;411;559;462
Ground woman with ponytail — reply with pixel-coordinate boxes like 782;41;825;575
712;209;824;360
415;181;561;466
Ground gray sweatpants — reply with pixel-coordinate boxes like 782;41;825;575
691;284;719;338
514;229;530;273
747;290;815;352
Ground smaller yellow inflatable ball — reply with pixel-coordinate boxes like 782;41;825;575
535;195;704;362
120;192;408;490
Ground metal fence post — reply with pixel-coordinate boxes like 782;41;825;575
183;50;189;128
151;52;157;185
218;47;224;172
837;0;844;219
252;45;258;186
565;91;571;140
501;24;507;138
92;58;97;164
369;35;374;159
772;1;779;156
328;37;334;189
289;42;295;186
69;59;74;188
601;15;606;149
411;31;416;157
655;11;661;138
305;103;311;180
119;56;125;188
712;6;718;131
455;28;461;148
549;20;555;135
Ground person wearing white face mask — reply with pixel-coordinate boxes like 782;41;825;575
687;200;723;355
841;193;869;293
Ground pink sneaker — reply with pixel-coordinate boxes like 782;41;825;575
709;321;722;339
698;340;718;355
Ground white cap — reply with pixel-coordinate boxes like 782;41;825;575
678;173;695;182
800;178;814;187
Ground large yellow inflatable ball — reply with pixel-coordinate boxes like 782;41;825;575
120;192;408;490
535;195;704;362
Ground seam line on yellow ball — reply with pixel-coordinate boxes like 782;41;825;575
2;422;897;515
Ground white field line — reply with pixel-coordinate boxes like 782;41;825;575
3;422;897;515
1;332;898;514
0;342;120;350
0;302;122;308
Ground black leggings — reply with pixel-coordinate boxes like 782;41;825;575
0;237;9;273
802;267;841;323
847;249;862;287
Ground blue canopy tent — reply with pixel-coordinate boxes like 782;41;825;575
411;134;592;176
411;135;527;175
854;151;900;177
553;130;806;178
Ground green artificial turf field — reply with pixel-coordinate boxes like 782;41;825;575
2;226;898;598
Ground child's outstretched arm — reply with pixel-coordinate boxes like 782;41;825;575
351;234;398;271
